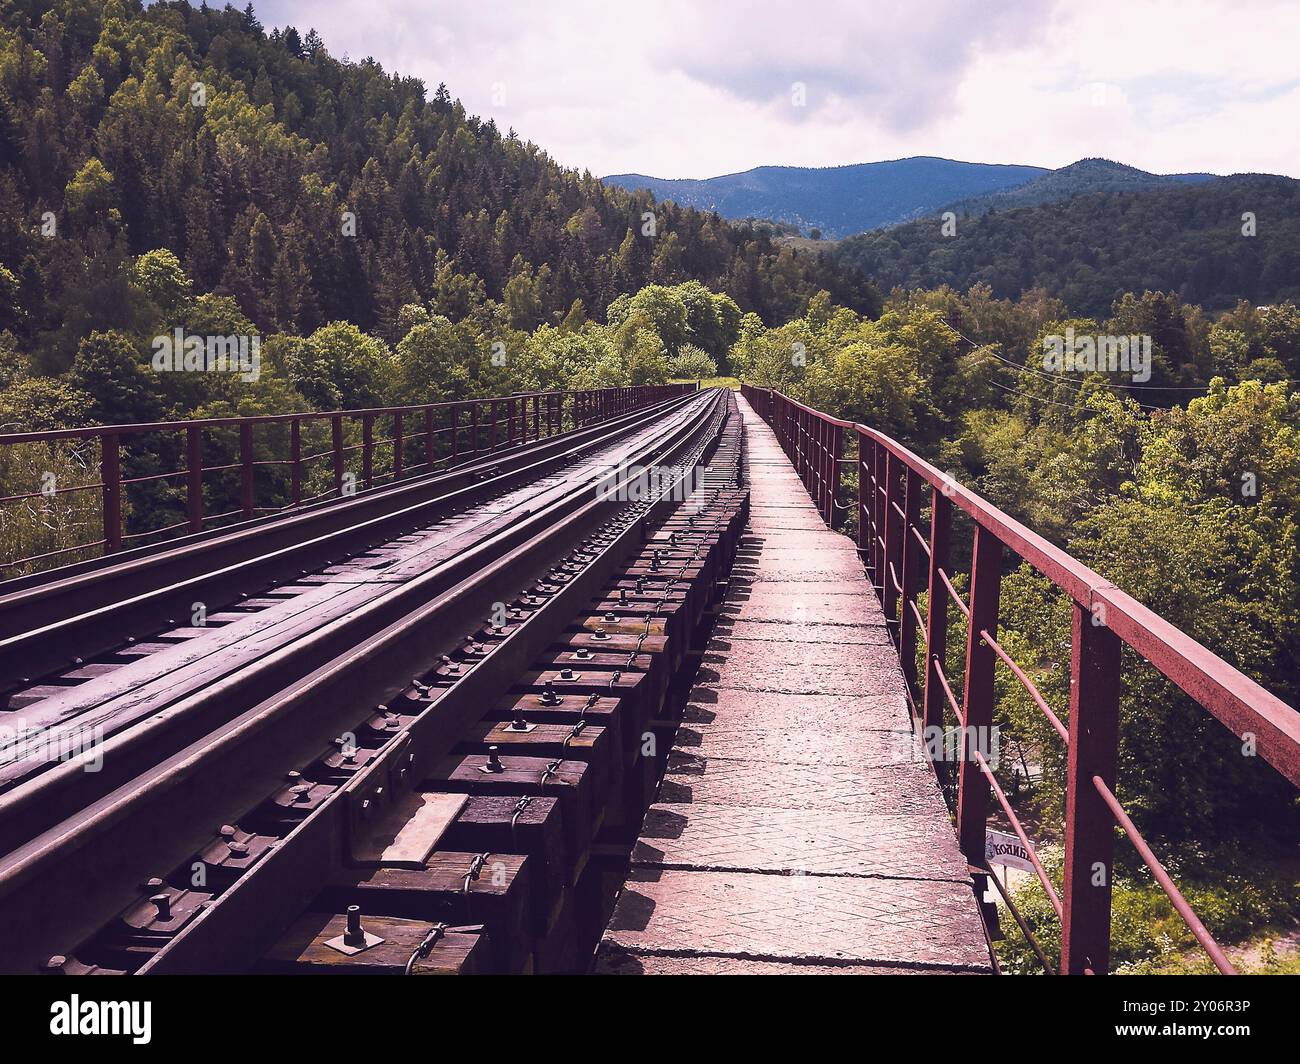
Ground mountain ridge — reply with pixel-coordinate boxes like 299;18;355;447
603;157;1049;238
604;156;1235;239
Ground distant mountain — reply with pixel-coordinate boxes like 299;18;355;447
603;157;1049;239
834;174;1300;316
938;158;1217;217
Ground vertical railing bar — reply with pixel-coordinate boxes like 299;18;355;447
361;414;374;489
101;432;121;554
290;418;302;507
923;488;953;740
899;466;923;701
1061;604;1123;975
239;421;254;519
957;525;1002;862
331;414;344;497
186;426;203;532
882;452;900;627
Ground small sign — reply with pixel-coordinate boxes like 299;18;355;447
985;828;1035;872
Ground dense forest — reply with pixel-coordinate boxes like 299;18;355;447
0;0;1297;974
836;174;1300;316
0;0;874;386
935;157;1214;219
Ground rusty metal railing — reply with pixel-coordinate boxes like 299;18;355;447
0;384;695;575
741;383;1300;975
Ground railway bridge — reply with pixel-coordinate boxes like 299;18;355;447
0;383;1295;975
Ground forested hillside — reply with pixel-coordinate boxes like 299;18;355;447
837;174;1300;316
936;157;1215;217
0;0;874;379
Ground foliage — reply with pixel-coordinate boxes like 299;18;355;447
837;176;1300;316
667;344;718;381
0;0;875;371
994;843;1300;975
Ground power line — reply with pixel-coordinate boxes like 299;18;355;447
983;374;1110;412
940;317;1296;395
971;348;1167;411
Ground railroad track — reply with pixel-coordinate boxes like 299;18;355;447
0;387;748;974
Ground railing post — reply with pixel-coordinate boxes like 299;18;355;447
361;414;374;488
882;452;902;626
899;466;923;698
186;426;203;532
239;421;254;519
923;489;952;738
957;524;1002;862
471;404;481;455
101;432;122;553
827;422;843;527
796;409;808;486
490;401;499;451
871;440;886;601
427;407;437;470
331;414;344;496
392;413;404;480
1061;603;1123;975
855;430;869;554
815;417;827;516
290;418;302;507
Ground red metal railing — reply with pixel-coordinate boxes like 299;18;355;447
742;384;1300;975
0;384;695;575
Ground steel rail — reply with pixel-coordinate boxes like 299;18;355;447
0;392;717;846
0;391;700;683
0;390;729;974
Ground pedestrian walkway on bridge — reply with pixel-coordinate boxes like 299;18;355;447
596;396;993;973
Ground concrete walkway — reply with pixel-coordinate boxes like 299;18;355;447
595;395;992;974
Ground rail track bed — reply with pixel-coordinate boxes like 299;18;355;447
0;387;747;974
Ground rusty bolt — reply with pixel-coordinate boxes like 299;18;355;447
485;747;504;773
151;894;172;920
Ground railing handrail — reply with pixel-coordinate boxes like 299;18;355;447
1;384;696;574
854;424;1300;785
0;386;654;445
741;382;1300;975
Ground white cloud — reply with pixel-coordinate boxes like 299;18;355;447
251;0;1300;178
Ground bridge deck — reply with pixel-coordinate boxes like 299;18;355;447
595;395;993;974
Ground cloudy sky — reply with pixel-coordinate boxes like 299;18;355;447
252;0;1300;180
